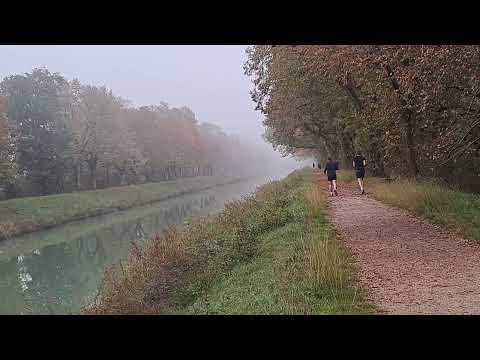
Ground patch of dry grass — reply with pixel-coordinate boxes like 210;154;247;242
301;182;366;313
83;169;371;315
336;169;480;242
0;222;16;240
303;228;348;297
369;179;480;241
84;173;298;314
84;227;193;314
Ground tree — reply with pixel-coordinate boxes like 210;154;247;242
77;85;145;189
244;46;355;167
0;96;16;186
0;68;72;195
65;78;87;190
245;45;480;190
1;65;283;198
109;110;145;186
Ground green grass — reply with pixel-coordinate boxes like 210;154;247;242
0;176;243;239
340;170;480;242
183;177;368;314
336;170;356;183
83;169;372;315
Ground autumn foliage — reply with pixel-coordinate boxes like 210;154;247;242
245;46;480;191
0;68;272;198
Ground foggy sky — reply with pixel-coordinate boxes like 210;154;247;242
0;46;262;137
0;45;308;169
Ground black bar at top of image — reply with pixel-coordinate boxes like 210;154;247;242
1;28;479;45
1;9;480;45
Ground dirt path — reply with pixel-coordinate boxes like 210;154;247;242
321;176;480;314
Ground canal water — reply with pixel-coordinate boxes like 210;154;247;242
0;175;288;314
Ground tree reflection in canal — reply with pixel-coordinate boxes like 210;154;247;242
0;192;218;314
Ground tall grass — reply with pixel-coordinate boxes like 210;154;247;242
84;169;371;315
303;225;347;296
85;173;300;314
337;170;480;242
302;182;365;313
85;227;192;314
370;180;480;241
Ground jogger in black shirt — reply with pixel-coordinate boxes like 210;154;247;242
353;152;366;194
324;157;339;196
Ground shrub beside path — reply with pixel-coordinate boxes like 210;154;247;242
319;174;480;314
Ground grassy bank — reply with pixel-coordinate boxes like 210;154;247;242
84;169;371;315
338;171;480;242
0;176;243;240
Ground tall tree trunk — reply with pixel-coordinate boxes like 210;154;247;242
383;60;419;177
342;75;363;111
144;164;150;183
76;161;82;190
87;153;97;190
105;165;110;187
402;110;419;177
56;165;65;194
91;168;97;190
120;160;127;186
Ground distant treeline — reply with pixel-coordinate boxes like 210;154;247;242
245;46;480;192
0;68;270;199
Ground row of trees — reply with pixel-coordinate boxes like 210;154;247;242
0;68;269;199
244;46;480;192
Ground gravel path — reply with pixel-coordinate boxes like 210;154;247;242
322;176;480;314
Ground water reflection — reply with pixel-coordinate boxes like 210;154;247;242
0;178;263;315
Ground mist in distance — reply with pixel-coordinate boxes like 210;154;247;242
0;45;307;177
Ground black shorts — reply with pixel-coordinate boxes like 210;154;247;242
356;169;365;179
327;173;337;182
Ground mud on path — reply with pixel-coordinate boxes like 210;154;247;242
318;174;480;314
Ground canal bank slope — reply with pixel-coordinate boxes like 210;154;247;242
0;176;245;240
84;169;371;315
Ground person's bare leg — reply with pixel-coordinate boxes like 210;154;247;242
333;180;338;196
357;177;364;192
328;181;333;196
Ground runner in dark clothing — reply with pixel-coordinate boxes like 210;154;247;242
324;157;339;196
353;152;366;194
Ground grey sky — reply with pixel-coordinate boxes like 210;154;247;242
0;45;262;138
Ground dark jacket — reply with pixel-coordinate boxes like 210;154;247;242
324;161;339;176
